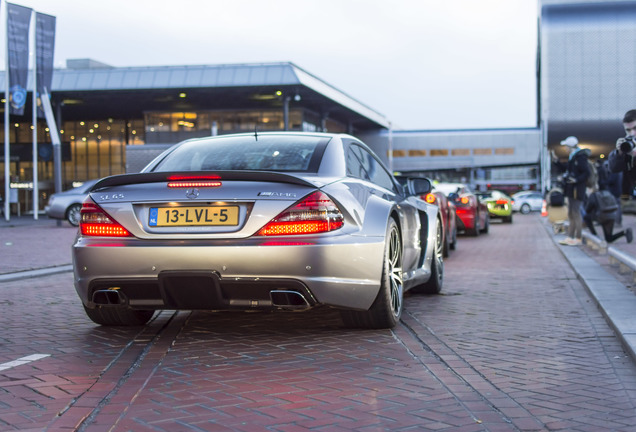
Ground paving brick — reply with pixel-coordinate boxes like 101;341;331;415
0;219;77;274
3;214;636;430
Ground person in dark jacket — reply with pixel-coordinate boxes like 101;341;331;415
583;189;632;243
596;159;609;191
552;136;590;246
608;109;636;196
604;160;623;226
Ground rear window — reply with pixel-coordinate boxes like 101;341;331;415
150;134;328;173
435;184;463;195
477;191;507;199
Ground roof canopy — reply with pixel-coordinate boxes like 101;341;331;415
2;61;389;131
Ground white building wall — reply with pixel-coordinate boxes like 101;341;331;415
360;129;542;172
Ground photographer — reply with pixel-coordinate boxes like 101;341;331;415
552;136;591;246
608;109;636;197
583;188;633;244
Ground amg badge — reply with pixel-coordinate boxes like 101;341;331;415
258;192;297;198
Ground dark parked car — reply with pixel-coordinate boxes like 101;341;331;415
72;132;444;329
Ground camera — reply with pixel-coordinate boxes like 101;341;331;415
620;136;635;154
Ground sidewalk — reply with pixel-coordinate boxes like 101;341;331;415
0;215;77;276
547;212;636;361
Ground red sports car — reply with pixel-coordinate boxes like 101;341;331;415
395;176;457;257
435;183;489;236
422;188;458;257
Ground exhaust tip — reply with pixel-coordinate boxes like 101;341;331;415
92;289;126;306
270;290;311;309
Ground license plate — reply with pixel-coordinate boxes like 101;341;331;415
149;206;239;227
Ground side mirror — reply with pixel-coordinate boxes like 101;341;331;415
407;177;432;196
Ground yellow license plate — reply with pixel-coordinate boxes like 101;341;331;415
149;206;239;227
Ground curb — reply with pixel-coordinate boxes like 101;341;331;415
545;220;636;362
0;264;73;283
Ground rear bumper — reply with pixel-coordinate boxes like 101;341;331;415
455;209;476;230
72;235;385;312
487;209;512;218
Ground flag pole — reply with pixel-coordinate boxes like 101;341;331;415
31;12;37;219
4;4;10;221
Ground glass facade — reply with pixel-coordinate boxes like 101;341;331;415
61;118;144;183
143;108;346;144
1;118;144;212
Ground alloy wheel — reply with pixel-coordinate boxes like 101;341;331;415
388;224;403;317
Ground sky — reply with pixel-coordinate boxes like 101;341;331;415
4;0;539;131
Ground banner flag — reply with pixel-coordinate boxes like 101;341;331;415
7;3;32;115
36;12;55;117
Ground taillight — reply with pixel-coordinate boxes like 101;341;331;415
423;193;437;204
167;175;222;188
257;191;344;236
496;199;508;205
460;196;472;206
79;198;131;237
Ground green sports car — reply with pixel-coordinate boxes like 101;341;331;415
476;190;513;223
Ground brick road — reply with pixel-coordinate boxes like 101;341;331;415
1;214;636;431
0;218;77;274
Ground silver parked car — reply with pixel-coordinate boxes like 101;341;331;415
44;179;99;226
72;132;444;329
511;190;543;214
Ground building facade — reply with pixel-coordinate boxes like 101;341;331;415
361;128;542;193
0;61;390;213
541;0;636;159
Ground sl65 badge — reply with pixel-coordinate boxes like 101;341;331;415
97;193;125;201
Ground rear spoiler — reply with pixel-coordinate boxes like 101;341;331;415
91;170;318;191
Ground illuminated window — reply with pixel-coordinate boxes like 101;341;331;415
408;150;427;156
473;148;492;155
390;150;407;157
495;147;515;155
430;149;449;156
452;149;470;156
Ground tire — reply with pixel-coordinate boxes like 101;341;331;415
481;214;490;234
340;218;403;329
520;203;531;214
468;215;480;237
449;226;457;250
442;217;450;258
504;214;513;223
412;220;444;295
83;305;154;326
66;204;82;227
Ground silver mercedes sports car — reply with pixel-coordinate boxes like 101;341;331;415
72;132;443;329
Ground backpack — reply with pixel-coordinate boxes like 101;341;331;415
586;159;597;189
548;188;565;207
595;190;618;222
